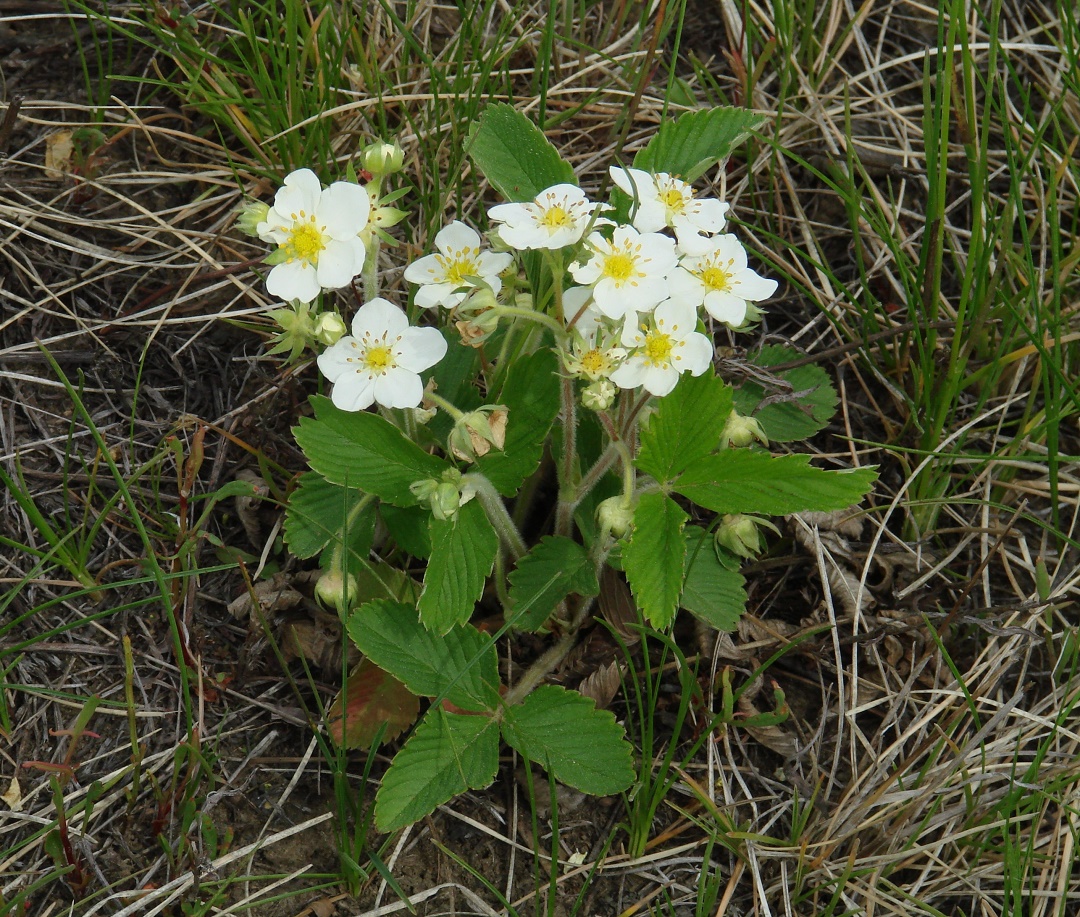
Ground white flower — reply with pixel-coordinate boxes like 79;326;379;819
569;225;677;320
403;221;512;309
562;286;605;337
610;299;713;397
667;234;778;327
488;184;611;250
317;298;447;411
610;166;729;251
258;168;370;302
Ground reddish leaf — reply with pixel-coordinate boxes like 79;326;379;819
327;659;420;750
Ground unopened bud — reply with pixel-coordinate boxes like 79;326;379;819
314;569;358;613
449;406;508;461
715;514;778;559
581;379;617;411
597;496;636;538
362;141;405;176
314;312;347;346
721;409;769;448
237;200;270;237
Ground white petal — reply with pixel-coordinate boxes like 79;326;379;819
318;182;371;237
275;169;322;218
267;260;320;302
732;269;778;301
702;290;747;326
654;298;698;333
641;363;679;397
404;253;446;284
569;255;602;287
331;374;377;412
713;234;748;271
374;367;423;408
618;277;669;314
666;266;707;306
316;238;366;289
414;283;457;309
488;201;531;225
685;198;729;233
396;326;448;372
317;338;359;382
436;220;482;252
478;251;513;277
352;297;409;338
674;332;714;375
610;357;646;391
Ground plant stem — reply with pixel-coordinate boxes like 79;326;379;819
468;473;526;560
555;375;577;536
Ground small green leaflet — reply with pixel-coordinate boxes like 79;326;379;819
374;707;500;832
623;492;688;629
346;599;500;712
631;106;766;181
636;370;734;483
507;536;599;632
681;526;746;632
468;103;577;202
283;472;373;560
675;451;877;516
418;499;499;634
732;346;838;443
501;686;635;796
294;397;447;506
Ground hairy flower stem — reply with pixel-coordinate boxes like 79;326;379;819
362;235;380;303
469;474;526;560
556;375;578;537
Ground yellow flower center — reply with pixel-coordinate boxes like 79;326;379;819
602;252;636;283
287;220;325;263
701;265;732;292
541;205;573;228
644;331;674;365
439;251;480;286
659;187;686;214
580;349;607;375
363;344;395;373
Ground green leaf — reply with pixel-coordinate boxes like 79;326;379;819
507;536;599;632
632;106;766;181
326;659;420;750
468;103;576;202
675;451;877;515
284;472;374;560
375;707;500;831
681;527;746;632
345;600;500;711
636;370;734;483
294;398;448;506
476;348;561;496
732;346;839;443
418;500;499;633
379;503;432;558
501;685;635;796
623;492;688;629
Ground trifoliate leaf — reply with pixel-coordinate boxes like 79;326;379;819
326;659;420;750
636;369;734;484
732;346;838;442
294;397;448;506
623;492;688;629
418;499;499;633
681;526;746;632
375;707;500;831
379;503;432;558
631;106;766;181
345;599;500;711
284;472;374;560
476;348;561;496
507;536;599;632
675;451;877;515
501;685;635;796
468;103;577;202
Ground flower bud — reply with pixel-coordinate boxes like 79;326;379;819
715;514;778;558
597;496;635;538
314;569;358;613
721;409;769;448
314;312;347;346
410;469;476;521
237;200;270;237
449;406;508;461
362;140;405;176
581;379;617;411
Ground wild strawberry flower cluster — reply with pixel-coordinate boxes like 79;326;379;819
242;149;777;415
